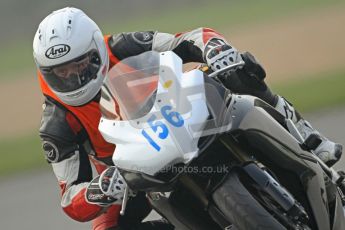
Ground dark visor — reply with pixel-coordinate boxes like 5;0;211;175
39;50;101;93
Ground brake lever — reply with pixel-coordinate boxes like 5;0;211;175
120;186;129;216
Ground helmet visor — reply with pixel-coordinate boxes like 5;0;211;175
39;50;101;93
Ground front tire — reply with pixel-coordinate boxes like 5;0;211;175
212;171;286;230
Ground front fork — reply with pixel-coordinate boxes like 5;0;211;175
219;132;309;223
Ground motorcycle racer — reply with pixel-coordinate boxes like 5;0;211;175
33;7;342;230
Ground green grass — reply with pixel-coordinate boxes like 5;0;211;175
1;69;345;177
1;41;35;80
1;0;344;79
0;134;47;176
102;0;343;34
273;70;345;113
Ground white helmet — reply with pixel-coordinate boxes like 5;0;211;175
33;7;109;106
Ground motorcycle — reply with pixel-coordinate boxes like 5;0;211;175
98;51;345;230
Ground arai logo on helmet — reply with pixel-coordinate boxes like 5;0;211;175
45;44;71;59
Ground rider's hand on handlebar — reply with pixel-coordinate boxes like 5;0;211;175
204;38;266;82
205;38;243;75
86;166;134;206
99;166;127;200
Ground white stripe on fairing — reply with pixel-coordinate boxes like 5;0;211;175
127;75;158;87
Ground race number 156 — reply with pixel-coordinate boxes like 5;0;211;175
141;105;184;151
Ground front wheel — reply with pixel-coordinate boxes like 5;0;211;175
212;170;309;230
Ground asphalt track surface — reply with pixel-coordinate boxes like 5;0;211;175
1;107;345;230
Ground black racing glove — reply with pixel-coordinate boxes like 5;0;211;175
217;52;277;106
240;51;266;81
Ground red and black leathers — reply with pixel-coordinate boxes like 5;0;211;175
38;28;236;230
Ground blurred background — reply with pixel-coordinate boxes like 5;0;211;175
0;0;344;229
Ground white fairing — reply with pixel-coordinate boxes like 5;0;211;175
99;51;209;176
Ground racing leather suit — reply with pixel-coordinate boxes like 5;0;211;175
39;28;275;230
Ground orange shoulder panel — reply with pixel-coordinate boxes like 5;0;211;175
38;71;115;159
104;35;119;68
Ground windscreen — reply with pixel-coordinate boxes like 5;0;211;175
103;51;160;120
